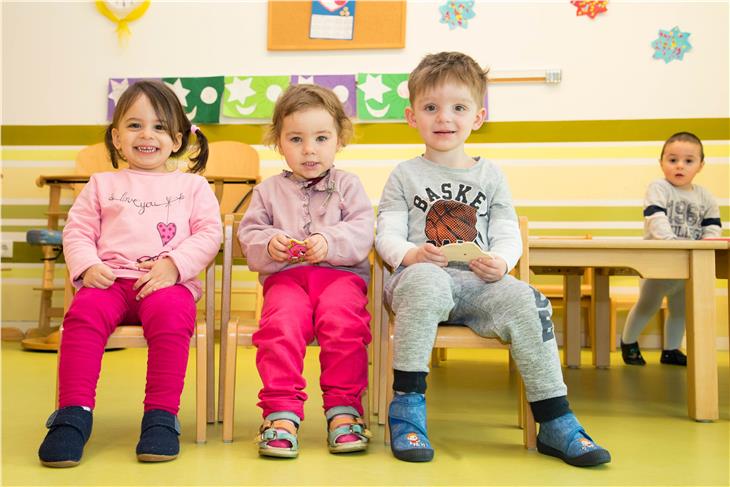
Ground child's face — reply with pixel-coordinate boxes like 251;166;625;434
405;82;486;157
111;94;182;173
278;107;340;180
660;140;704;190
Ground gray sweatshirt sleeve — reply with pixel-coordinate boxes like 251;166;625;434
485;169;522;271
375;168;417;268
644;180;676;240
700;187;722;238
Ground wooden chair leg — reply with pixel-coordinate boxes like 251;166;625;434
222;319;239;443
195;322;207;443
609;298;617;353
384;336;394;444
431;348;441;367
519;378;536;450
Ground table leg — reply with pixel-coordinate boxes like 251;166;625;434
563;274;581;368
686;250;718;421
592;270;610;368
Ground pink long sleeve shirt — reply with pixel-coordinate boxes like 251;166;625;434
63;169;222;301
238;169;374;284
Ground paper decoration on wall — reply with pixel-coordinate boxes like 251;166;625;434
651;26;692;63
223;76;290;119
439;0;476;30
95;1;151;43
161;77;224;123
309;0;356;40
356;73;409;120
291;75;357;116
570;1;608;19
107;77;161;120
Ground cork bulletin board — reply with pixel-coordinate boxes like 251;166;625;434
267;0;406;51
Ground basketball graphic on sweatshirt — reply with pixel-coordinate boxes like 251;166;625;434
425;200;478;245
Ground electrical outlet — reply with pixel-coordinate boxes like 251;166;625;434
1;241;13;258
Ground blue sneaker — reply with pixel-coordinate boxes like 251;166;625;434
388;393;434;462
537;413;611;467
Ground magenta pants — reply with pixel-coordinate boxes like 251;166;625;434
253;266;371;420
57;279;196;415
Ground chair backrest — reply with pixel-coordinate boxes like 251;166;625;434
73;142;120;197
203;141;260;215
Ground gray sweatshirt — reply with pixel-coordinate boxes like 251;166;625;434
643;178;721;240
376;156;521;270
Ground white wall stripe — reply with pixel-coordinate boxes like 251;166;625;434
1;160;75;168
514;199;730;206
260;157;729;168
254;141;730;150
2;232;35;241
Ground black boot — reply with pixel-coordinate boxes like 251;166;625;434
38;406;93;467
136;410;180;462
620;340;646;366
660;349;687;366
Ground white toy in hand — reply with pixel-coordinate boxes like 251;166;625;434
440;241;495;263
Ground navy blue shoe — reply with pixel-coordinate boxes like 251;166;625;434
537;413;611;467
388;393;434;462
38;406;93;468
136;410;181;462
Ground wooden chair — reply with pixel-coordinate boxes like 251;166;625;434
217;214;372;442
373;216;537;449
54;258;216;443
204;141;260;215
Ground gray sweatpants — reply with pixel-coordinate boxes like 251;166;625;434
621;278;686;350
385;263;568;402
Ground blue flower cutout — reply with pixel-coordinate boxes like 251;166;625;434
651;26;692;63
439;0;476;30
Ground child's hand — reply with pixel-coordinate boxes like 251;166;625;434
469;256;508;283
267;234;292;262
304;234;328;264
134;257;180;300
403;243;448;267
81;263;117;289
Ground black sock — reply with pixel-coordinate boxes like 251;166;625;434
529;396;571;423
393;370;428;394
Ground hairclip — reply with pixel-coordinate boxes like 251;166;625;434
190;124;199;135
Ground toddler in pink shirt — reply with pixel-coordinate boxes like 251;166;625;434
38;81;222;467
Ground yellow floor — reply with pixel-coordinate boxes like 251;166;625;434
2;342;729;486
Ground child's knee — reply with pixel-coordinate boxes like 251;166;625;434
392;264;453;315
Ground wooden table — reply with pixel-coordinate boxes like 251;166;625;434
26;174;259;338
529;238;726;422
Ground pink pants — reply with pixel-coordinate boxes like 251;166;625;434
58;279;196;415
253;266;371;420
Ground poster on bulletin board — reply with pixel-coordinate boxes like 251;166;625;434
268;0;406;50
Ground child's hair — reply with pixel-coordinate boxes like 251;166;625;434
408;51;488;108
104;80;209;173
660;131;705;161
264;84;353;150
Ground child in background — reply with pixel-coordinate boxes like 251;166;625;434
375;51;611;467
621;132;721;366
239;84;374;458
37;80;222;467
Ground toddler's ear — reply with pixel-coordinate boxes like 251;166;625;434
173;132;183;152
405;107;417;128
472;107;487;130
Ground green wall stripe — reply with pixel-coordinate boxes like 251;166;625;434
3;118;728;145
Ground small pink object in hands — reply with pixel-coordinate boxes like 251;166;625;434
287;239;308;263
